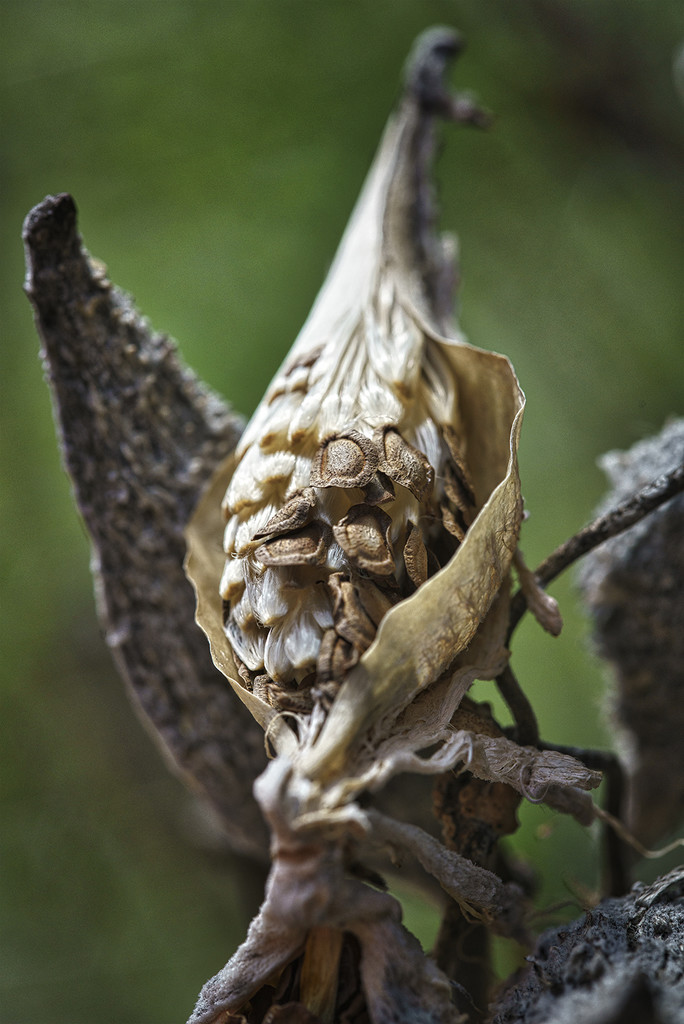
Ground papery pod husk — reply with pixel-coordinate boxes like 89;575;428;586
185;28;525;791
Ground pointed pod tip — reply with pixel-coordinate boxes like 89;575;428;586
403;26;490;128
22;192;77;245
403;26;463;105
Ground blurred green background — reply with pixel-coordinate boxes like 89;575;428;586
2;1;683;1021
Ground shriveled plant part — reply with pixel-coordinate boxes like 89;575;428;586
24;24;684;1024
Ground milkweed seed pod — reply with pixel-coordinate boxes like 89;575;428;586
184;32;607;1024
187;28;525;789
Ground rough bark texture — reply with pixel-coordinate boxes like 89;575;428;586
489;867;684;1024
23;192;269;860
577;420;684;846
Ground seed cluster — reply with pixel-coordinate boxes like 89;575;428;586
220;372;477;714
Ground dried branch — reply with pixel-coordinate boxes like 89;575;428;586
507;458;684;639
577;421;684;846
23;193;269;859
489;867;684;1024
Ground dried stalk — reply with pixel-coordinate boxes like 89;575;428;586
507;459;684;639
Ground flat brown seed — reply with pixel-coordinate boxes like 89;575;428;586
444;464;474;518
317;629;358;683
310;431;379;489
403;522;429;588
442;424;477;507
332;503;395;576
255;521;329;566
328;577;377;649
354;576;395;626
378;428;434;501
254;677;313;713
234;656;256;692
252;488;317;541
364;472;396;506
441;502;466;542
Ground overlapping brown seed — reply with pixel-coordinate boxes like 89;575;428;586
442;424;477;508
403;522;429;588
234;655;255;691
377;427;434;501
310;431;379;489
444;464;475;521
316;628;359;684
441;503;466;542
363;472;396;506
353;576;396;626
328;573;377;649
252;488;317;542
255;521;330;566
221;415;478;709
332;503;395;576
253;675;314;713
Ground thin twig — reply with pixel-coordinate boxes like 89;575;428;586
495;664;539;747
540;741;629;897
507;461;684;639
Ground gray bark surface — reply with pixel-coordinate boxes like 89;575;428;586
23;193;269;860
489;868;684;1024
577;421;684;845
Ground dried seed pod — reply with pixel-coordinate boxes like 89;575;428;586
332;503;395;576
378;427;434;501
310;431;379;489
186;23;525;797
403;522;429;588
255;522;329;567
